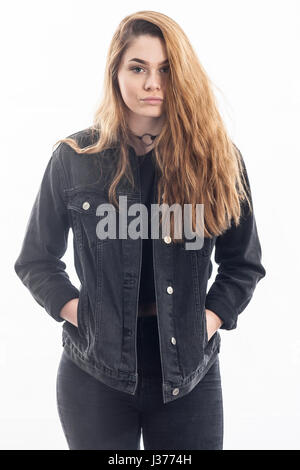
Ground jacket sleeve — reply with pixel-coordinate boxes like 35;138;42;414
205;148;266;330
14;147;79;322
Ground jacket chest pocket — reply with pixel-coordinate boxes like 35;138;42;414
66;190;109;250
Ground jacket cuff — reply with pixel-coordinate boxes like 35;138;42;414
205;296;238;330
44;285;79;322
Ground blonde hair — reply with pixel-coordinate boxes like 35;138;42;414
53;10;252;243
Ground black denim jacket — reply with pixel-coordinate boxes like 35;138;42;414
14;129;266;404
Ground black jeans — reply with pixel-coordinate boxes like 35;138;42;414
56;315;223;450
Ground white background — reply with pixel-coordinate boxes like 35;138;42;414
2;0;300;450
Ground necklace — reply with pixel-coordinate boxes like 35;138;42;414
130;132;158;147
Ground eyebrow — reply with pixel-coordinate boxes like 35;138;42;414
128;58;169;66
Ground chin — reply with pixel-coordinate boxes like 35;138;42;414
137;108;162;117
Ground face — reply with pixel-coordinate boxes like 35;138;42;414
117;35;169;128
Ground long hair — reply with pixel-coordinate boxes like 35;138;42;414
53;10;252;243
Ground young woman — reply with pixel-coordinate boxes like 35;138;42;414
14;11;266;450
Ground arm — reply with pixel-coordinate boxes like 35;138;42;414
205;147;266;330
14;146;80;322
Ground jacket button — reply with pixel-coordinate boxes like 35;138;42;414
167;286;173;294
172;388;179;396
171;336;176;345
164;235;172;244
82;201;90;210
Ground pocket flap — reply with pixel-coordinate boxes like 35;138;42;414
67;191;108;215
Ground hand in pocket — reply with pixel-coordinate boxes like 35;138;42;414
205;308;223;341
59;298;79;327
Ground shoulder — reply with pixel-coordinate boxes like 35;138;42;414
65;127;100;148
54;126;98;152
51;127;100;166
50;127;108;190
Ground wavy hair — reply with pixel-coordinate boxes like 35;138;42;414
53;10;252;243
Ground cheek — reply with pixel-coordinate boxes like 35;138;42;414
122;82;138;105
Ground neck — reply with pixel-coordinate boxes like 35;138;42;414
128;134;155;156
127;111;165;136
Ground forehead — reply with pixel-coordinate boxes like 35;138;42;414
122;35;168;64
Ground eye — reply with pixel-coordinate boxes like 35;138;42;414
130;66;144;73
129;66;170;74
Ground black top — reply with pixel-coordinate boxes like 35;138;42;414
137;149;156;304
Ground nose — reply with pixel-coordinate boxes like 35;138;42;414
144;70;162;91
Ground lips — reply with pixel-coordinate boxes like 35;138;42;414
142;98;163;101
